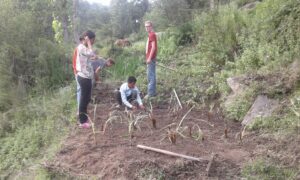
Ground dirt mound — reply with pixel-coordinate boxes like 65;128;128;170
46;84;258;179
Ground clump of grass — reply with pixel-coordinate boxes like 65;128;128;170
242;159;298;179
103;108;152;139
145;101;156;129
160;105;204;144
0;86;75;175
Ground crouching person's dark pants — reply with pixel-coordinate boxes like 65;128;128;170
116;90;138;107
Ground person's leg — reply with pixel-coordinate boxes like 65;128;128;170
76;75;81;111
147;60;156;96
116;91;123;106
128;90;137;102
78;76;92;124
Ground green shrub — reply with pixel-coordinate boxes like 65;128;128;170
223;84;259;121
158;31;178;63
109;50;143;81
173;23;195;46
0;86;75;173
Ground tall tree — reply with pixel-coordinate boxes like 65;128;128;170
110;0;132;38
73;0;79;43
52;0;73;43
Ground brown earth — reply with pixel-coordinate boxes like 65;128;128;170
45;83;297;179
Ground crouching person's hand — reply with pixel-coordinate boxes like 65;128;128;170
131;105;137;110
139;105;145;110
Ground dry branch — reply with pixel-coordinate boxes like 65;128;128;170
137;144;208;162
176;105;195;131
173;89;183;109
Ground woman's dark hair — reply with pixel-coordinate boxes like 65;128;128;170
128;76;137;83
79;35;84;41
82;30;96;39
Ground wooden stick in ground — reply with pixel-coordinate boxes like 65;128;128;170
176;105;195;131
206;153;216;176
137;144;208;162
173;89;183;109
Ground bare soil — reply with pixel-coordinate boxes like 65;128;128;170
45;83;291;180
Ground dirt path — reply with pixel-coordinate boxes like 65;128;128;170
47;84;258;179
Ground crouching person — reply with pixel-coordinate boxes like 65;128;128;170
117;76;145;110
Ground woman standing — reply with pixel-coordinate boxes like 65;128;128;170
75;30;96;128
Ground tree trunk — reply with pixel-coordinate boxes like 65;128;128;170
210;0;215;10
73;0;79;44
62;15;69;43
61;0;69;43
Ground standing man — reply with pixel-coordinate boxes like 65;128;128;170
145;21;157;98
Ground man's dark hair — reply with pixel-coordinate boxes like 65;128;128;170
128;76;137;83
82;30;96;39
107;58;115;65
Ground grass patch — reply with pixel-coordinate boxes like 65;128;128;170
0;86;76;178
223;84;259;121
137;167;166;180
248;88;300;132
242;159;298;180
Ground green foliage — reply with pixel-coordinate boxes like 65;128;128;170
0;0;72;111
195;4;246;68
0;86;75;174
235;0;258;7
223;85;258;121
149;0;191;26
109;49;143;81
52;18;64;43
110;0;149;38
242;159;297;180
157;32;178;63
173;23;195;46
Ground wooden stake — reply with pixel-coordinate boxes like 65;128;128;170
173;89;183;109
177;105;195;131
137;144;207;162
206;153;216;176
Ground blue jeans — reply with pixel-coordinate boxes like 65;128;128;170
147;60;156;96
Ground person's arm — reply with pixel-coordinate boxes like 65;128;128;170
80;46;95;59
94;67;101;82
135;88;144;109
120;86;133;108
81;38;96;59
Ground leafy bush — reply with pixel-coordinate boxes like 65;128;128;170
223;84;259;121
173;23;195;46
0;86;75;174
109;49;143;81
